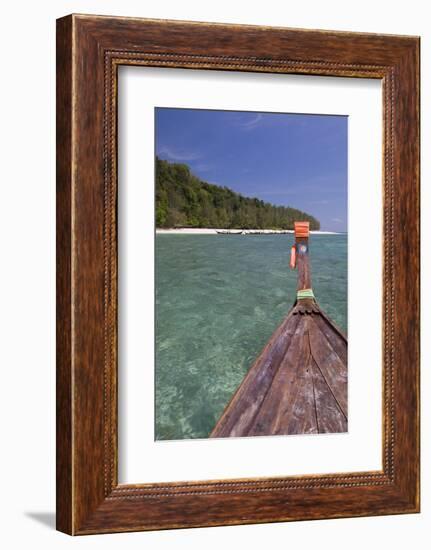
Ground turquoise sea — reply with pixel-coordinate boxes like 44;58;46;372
155;234;347;440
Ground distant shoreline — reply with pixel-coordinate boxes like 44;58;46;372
156;228;341;235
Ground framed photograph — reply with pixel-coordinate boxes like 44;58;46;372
56;14;420;534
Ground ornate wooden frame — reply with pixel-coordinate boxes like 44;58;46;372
56;14;420;534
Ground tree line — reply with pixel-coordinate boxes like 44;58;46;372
155;157;320;230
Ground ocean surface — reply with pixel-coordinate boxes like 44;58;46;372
155;233;347;440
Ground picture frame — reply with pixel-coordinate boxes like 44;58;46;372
56;14;420;535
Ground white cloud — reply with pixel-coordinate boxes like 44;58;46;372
237;113;264;130
193;163;213;172
158;146;201;161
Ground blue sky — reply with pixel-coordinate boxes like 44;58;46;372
155;108;347;232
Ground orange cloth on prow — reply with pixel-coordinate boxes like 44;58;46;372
294;221;310;239
289;245;296;269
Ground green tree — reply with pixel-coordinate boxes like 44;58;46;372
155;157;320;230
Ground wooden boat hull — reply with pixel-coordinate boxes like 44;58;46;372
210;300;347;438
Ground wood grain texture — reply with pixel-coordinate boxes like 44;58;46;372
311;358;347;434
56;14;420;535
308;319;347;417
210;312;301;437
211;306;348;438
247;319;312;436
296;237;311;290
210;224;348;438
56;16;73;535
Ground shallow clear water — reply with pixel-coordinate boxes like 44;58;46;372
155;234;347;440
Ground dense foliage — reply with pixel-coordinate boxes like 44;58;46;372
155;157;320;230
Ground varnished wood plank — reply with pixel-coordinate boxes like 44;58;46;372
390;43;420;508
312;313;347;366
311;358;347;433
75;14;416;72
283;348;319;435
248;319;310;436
317;306;347;340
56;15;73;536
211;313;300;437
308;318;348;417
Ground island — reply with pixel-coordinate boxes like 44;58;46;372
155;157;320;232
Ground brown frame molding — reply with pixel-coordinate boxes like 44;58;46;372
56;14;420;535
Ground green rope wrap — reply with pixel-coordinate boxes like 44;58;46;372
297;288;315;300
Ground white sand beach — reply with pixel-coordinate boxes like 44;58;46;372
156;228;340;235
